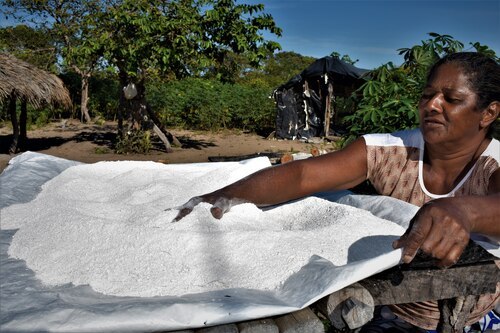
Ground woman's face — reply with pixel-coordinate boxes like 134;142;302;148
418;63;484;145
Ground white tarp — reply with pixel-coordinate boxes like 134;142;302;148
1;152;498;333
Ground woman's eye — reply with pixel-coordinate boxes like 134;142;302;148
445;96;461;103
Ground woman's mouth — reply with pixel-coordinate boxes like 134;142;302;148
423;117;445;127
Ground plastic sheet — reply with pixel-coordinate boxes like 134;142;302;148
1;152;498;332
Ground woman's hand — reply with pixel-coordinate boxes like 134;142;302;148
392;198;472;268
168;194;237;222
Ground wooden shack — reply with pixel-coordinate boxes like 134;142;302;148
273;56;369;140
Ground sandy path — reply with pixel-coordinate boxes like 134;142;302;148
0;120;338;172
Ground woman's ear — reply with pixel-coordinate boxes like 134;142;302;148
480;101;500;129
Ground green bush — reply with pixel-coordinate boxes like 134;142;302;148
343;62;422;141
60;72;120;121
147;78;275;133
115;130;152;154
0;101;62;129
343;33;498;144
88;75;120;120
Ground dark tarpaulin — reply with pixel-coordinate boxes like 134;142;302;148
274;57;369;140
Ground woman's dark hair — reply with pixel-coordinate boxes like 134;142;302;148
427;52;499;137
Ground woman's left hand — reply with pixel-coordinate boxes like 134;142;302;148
392;198;472;267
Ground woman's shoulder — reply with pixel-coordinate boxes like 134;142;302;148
363;128;422;148
482;137;499;162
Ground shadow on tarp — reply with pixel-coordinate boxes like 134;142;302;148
1;226;402;332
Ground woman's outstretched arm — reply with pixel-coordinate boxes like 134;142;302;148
171;137;369;222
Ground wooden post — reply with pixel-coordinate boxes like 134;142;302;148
19;99;27;147
8;94;18;153
324;82;333;137
274;308;325;333
438;295;479;333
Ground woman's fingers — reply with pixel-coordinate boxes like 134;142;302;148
393;214;432;264
210;197;233;219
170;197;203;222
393;200;471;267
172;206;194;222
429;241;459;267
169;196;234;222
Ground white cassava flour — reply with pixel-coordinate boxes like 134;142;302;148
1;158;405;297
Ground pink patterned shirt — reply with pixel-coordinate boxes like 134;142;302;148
363;128;499;207
363;128;500;329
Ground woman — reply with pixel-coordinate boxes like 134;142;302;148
173;52;500;330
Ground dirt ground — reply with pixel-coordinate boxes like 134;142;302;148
0;119;340;173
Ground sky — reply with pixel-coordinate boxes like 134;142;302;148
1;0;498;70
241;0;500;69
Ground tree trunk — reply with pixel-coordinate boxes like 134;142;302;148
19;99;27;149
9;94;18;153
117;72;180;152
80;74;92;123
117;72;128;137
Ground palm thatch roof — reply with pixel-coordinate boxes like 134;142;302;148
0;53;72;109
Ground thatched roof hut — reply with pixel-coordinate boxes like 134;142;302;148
0;53;72;153
0;53;71;109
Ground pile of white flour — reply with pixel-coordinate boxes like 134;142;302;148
1;158;405;297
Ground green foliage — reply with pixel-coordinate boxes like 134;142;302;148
3;0;112;122
343;33;498;143
115;130;152;154
95;0;282;84
0;25;57;72
88;75;120;119
239;51;316;89
330;51;358;65
343;61;421;138
60;71;120;119
0;100;64;130
147;78;275;132
2;0;107;70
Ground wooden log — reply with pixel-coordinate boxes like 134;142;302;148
153;123;172;153
274;307;324;333
208;152;282;164
196;323;239;333
438;295;479;333
280;153;293;164
237;318;279;333
358;261;499;305
316;282;374;330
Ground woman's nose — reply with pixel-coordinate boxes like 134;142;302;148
422;93;444;113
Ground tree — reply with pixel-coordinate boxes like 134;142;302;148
0;25;57;71
342;33;498;144
330;51;358;65
94;0;282;148
238;51;316;89
2;0;107;123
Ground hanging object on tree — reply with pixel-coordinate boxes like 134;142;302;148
123;83;138;100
